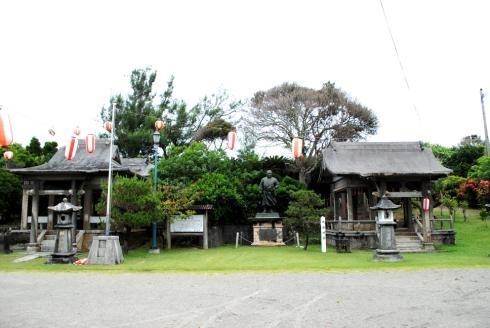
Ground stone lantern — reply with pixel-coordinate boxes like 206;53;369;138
370;195;403;262
47;198;82;264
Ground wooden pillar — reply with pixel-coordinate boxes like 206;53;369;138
47;195;55;230
166;219;171;249
407;198;413;230
83;188;92;230
21;189;29;229
332;191;337;222
346;188;353;221
29;183;39;244
203;210;208;250
340;192;347;219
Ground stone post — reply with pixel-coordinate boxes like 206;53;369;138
21;188;29;230
47;195;55;231
27;183;40;253
83;188;92;231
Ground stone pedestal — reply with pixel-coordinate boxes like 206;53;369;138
48;224;77;264
87;236;124;265
26;244;40;253
250;212;285;246
373;221;403;262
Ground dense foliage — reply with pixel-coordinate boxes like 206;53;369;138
284;189;325;250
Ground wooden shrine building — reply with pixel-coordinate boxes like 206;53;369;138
322;141;453;251
9;139;150;251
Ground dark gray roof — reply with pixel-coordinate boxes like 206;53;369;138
322;141;451;177
10;139;150;177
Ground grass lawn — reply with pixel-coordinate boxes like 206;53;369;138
0;208;489;273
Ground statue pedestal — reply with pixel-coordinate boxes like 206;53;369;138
250;213;285;246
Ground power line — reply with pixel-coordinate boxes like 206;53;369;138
379;0;423;125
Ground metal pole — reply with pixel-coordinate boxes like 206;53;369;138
151;142;159;250
480;88;490;156
104;103;116;236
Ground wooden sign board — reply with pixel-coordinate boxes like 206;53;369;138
171;215;204;233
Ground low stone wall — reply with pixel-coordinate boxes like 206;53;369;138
432;230;456;245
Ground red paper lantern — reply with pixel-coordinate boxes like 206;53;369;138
155;120;165;131
103;121;112;133
0;111;13;147
422;197;430;212
292;137;303;159
85;134;96;154
73;126;81;136
3;150;13;161
65;136;79;160
227;130;237;150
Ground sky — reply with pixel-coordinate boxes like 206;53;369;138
1;0;489;156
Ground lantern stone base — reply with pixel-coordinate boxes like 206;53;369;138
87;236;124;265
250;213;285;246
373;249;404;262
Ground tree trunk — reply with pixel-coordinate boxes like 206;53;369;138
299;168;307;185
122;225;131;254
304;233;309;251
463;208;467;222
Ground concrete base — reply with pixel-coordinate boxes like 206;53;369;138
148;248;160;254
373;249;404;262
26;244;40;253
87;236;124;265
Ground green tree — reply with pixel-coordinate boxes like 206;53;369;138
445;144;484;177
247;82;378;184
284;189;325;251
96;177;160;252
188;172;245;224
0;169;21;223
26;137;42;156
101;68;164;157
469;156;490;180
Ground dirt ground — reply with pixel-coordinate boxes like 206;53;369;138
0;269;489;328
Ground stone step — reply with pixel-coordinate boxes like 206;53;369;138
40;239;55;252
45;235;57;240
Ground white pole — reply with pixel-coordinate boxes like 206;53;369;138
235;232;240;248
104;102;116;236
480;89;490;156
320;216;327;253
295;232;300;247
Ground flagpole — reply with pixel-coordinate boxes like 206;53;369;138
104;102;116;236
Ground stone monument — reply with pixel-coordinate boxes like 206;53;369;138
250;170;285;246
371;195;403;262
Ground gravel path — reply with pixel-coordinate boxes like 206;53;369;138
1;269;489;328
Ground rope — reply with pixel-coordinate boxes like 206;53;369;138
379;0;424;139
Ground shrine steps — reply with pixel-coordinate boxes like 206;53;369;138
395;234;425;253
40;233;56;252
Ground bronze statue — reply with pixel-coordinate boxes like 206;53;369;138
259;170;279;212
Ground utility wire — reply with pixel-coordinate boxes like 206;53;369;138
379;0;423;125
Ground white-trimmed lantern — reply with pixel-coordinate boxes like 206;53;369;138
85;134;96;154
227;130;237;150
103;121;112;133
155;120;165;131
3;150;13;161
0;111;13;147
65;135;79;160
292;137;303;159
